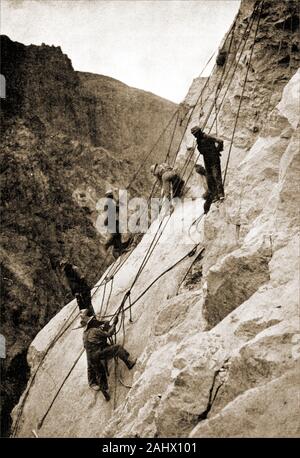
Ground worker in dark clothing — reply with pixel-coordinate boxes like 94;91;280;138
150;163;185;200
191;126;225;203
216;50;227;66
60;261;95;317
194;164;213;214
104;190;132;258
81;312;136;401
103;190;125;258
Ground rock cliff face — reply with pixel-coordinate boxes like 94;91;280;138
79;72;183;168
10;0;300;438
0;35;182;436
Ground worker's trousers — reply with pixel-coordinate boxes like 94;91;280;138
86;345;131;390
204;159;224;200
75;291;95;317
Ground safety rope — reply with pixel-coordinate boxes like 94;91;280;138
223;1;264;187
12;247;131;436
14;152;166;435
107;8;248;325
14;10;250;434
213;22;237;136
180;1;262;196
165;110;180;164
169;11;241;198
37;348;85;430
102;0;262;409
13;2;264;435
32;244;199;429
176;50;217;130
126;109;179;190
261;17;286;131
108;244;199;324
176;247;205;295
204;3;259;134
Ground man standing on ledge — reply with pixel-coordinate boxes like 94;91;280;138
191;126;225;205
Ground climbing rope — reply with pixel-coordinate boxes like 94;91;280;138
203;3;259;134
97;0;263;407
223;1;264;187
108;9;251;323
37;348;85;430
13;2;266;435
180;1;262;195
261;17;287;131
32;243;200;429
168;10;244;198
176;246;205;295
125;109;179;190
165;110;180;164
12;246;132;437
213;22;237;136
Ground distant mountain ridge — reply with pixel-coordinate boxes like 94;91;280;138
0;34;184;436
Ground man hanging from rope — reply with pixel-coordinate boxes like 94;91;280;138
194;164;213;214
60;260;95;317
103;190;131;259
191;126;225;205
81;311;136;401
150;163;185;205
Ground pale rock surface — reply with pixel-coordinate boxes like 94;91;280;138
12;0;300;438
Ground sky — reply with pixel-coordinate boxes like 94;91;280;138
1;0;241;103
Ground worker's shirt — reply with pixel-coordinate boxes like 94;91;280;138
83;322;116;353
196;134;223;162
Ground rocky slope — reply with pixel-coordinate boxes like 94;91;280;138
79;72;183;168
11;0;300;438
0;35;183;436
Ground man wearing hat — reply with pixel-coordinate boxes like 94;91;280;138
150;163;185;201
191;126;224;205
81;312;136;401
60;260;95;317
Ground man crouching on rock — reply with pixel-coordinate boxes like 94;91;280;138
81;311;136;401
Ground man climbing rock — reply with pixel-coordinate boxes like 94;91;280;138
191;126;225;204
81;312;136;401
194;164;213;214
60;261;95;316
103;190;131;258
150;163;185;201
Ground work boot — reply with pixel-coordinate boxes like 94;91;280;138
125;357;137;370
90;384;100;391
101;389;111;402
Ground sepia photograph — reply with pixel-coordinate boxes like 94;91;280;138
0;0;299;444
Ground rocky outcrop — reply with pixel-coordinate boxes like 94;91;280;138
10;0;300;438
0;36;182;436
79;73;184;170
